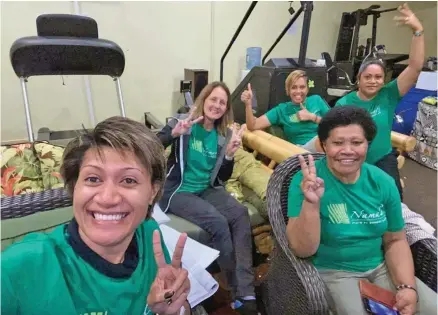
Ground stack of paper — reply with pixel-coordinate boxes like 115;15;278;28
152;205;220;307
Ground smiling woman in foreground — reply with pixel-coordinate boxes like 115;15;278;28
1;117;191;315
286;106;436;314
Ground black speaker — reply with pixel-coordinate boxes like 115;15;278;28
184;69;208;101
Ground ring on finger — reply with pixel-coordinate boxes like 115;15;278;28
164;290;175;300
166;298;173;305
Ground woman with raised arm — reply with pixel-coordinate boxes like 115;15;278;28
241;69;330;152
2;116;191;315
335;3;425;199
157;82;259;315
287;106;436;315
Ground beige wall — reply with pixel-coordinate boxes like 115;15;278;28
1;1;436;142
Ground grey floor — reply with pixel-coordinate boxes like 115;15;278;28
400;157;437;229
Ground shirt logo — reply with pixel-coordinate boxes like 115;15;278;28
370;107;382;117
192;139;203;153
289;114;299;123
191;139;216;159
328;203;350;224
327;203;386;225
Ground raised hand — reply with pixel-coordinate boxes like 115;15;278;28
226;123;246;158
299;154;325;204
171;107;204;138
147;230;191;315
240;83;253;106
394;3;423;32
296;103;316;122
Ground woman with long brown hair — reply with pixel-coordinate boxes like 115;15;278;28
157;81;259;315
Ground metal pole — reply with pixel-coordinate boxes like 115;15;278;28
262;6;304;65
349;10;362;62
20;77;34;142
220;1;258;81
114;77;126;117
371;14;378;49
73;0;96;127
298;1;314;67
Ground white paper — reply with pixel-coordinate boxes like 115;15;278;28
159;225;219;270
186;264;219;307
416;71;437;91
151;204;171;225
159;224;220;307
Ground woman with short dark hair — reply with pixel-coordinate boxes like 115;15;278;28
286;106;436;314
2;116;191;315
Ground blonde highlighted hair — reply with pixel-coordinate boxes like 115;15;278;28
192;81;234;136
285;70;308;96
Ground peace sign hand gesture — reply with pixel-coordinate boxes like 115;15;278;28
299;155;325;204
394;3;423;33
147;230;191;315
226;124;246;158
171;107;204;138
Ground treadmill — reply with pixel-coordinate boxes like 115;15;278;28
333;4;409;80
9;14;126;146
221;1;328;124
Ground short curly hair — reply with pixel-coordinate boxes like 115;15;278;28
60;116;166;218
318;105;377;144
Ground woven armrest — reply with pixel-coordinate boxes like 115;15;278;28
1;188;72;220
264;152;330;314
411;238;437;292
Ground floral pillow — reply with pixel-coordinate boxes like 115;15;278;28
1;143;44;196
33;142;65;190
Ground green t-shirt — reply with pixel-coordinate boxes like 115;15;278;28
178;123;218;193
1;219;170;315
265;95;330;145
335;80;402;164
287;157;404;273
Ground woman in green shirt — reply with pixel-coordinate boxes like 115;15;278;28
158;82;259;315
335;3;425;199
2;117;191;315
287;106;436;315
241;69;330;152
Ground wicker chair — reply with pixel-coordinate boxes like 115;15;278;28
259;153;437;315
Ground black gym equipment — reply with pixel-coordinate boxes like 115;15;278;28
223;1;328;124
332;4;409;80
10;14;126;144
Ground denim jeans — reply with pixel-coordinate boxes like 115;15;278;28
375;149;403;201
168;187;255;298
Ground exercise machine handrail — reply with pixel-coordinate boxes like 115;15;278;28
220;1;258;82
262;5;304;64
348;6;398;62
298;1;314;66
370;7;397;48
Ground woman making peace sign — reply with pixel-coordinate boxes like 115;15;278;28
286;106;436;314
2;117;191;315
158;82;259;315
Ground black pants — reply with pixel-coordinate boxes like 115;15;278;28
374;149;403;201
168;187;255;299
